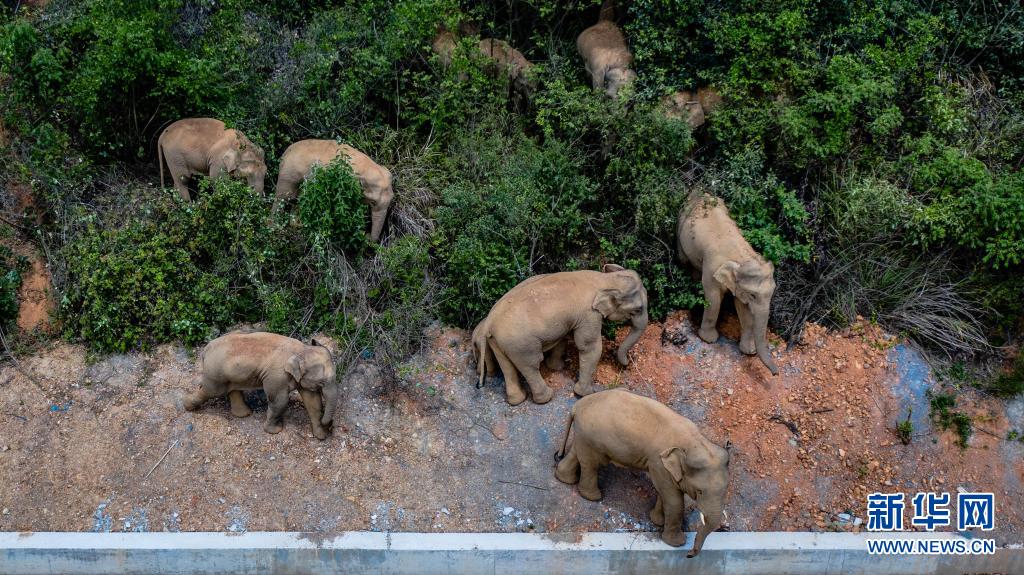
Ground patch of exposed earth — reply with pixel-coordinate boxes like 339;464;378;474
0;313;1021;545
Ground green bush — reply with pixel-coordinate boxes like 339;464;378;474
299;158;370;256
0;247;27;328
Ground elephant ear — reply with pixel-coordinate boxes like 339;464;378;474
712;261;741;292
602;263;625;273
285;354;306;383
219;150;240;175
659;447;687;484
592;288;620;318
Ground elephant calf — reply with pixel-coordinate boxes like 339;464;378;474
158;118;267;200
577;19;636;98
677;192;779;374
555;389;730;557
661;87;723;130
183;331;339;440
478;38;536;98
472;264;648;405
274;140;394;242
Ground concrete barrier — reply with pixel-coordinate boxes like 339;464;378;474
1;531;1020;574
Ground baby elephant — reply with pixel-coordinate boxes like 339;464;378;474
158;118;267;200
473;264;648;405
677;191;778;374
576;19;637;98
555;389;730;557
183;332;339;440
274;140;394;242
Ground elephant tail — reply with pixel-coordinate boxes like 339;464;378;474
475;335;488;389
554;404;576;462
157;136;166;190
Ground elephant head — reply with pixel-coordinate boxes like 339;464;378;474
284;338;339;428
659;440;731;558
366;168;394;243
605;67;637;99
714;259;778;375
218;134;267;196
593;263;649;366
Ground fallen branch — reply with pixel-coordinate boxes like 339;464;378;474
143;440;179;480
769;412;801;437
810;408;834;414
497;479;550;491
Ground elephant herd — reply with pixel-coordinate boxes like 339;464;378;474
170;5;784;559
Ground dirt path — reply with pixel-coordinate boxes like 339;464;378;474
0;314;1020;544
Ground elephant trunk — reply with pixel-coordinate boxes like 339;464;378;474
251;176;265;197
688;507;722;558
320;381;339;427
369;203;389;243
753;312;778;375
615;312;648;366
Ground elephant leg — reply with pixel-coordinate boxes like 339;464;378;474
576;443;604;501
699;279;724;344
660;490;687;547
514;354;554;405
167;161;192;201
299;389;330;441
273;178;298;211
545;339;567;371
227;390;252;418
650;495;665;526
183;375;226;412
489;342;527;406
572;325;602;397
263;389;289;434
735;298;756;355
554;442;580;485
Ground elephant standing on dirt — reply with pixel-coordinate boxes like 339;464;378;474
577;17;636;98
274;140;394;242
183;331;339;440
472;264;649;405
157;118;267;200
677;192;779;375
555;389;730;557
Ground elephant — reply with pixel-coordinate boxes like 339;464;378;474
472;264;648;405
677;192;779;375
183;331;339;440
158;118;267;200
432;27;458;68
274;140;394;242
576;19;637;98
555;389;730;557
478;38;536;98
661;90;706;129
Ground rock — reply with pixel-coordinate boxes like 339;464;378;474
490;420;509;441
854;517;863;527
502;507;514;516
837;513;852;523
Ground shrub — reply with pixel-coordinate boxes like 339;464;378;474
298;158;370;256
0;246;27;328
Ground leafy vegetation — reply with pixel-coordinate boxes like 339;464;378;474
928;390;974;448
1;0;1022;380
0;247;26;329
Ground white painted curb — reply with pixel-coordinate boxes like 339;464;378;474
0;531;1020;574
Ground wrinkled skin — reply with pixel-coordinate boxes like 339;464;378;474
576;20;637;98
472;264;648;405
274;140;394;242
183;331;339;440
158;118;267;200
697;86;723;115
661;90;705;129
478;38;537;99
677;192;778;375
555;389;730;557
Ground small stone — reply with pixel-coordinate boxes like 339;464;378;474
838;449;846;458
854;517;863;527
837;513;852;523
2;508;8;515
726;388;734;396
502;507;514;516
0;445;8;452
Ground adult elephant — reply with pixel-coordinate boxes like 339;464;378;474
677;191;779;375
158;118;267;200
472;264;649;405
274;140;394;243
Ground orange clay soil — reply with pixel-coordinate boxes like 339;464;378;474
0;312;1020;542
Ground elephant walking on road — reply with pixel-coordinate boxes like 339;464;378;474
677;191;779;375
274;140;394;242
472;264;648;405
158;118;267;200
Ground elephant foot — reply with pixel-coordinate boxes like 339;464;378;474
698;326;719;344
545;357;565;371
615;350;630;366
554;462;580;485
661;528;686;547
578;485;603;502
738;337;756;355
311;426;330;441
572;382;595;397
263;421;284;434
506;389;528;406
231;402;253;418
182;395;202;412
649;506;665;526
531;385;554;404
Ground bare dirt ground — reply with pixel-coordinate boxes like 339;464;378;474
1;310;1021;543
